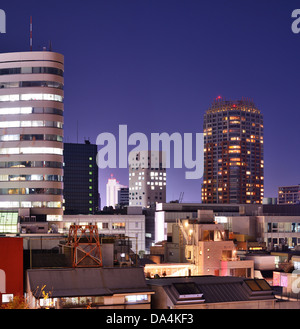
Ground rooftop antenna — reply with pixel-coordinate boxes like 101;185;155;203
77;120;78;143
49;40;52;51
30;16;33;51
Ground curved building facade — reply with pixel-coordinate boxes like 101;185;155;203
202;97;264;204
0;51;64;223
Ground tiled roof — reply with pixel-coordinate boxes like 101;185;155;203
27;267;153;298
148;275;274;305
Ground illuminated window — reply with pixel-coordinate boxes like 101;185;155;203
0;121;62;128
0;147;63;155
112;222;125;230
125;295;148;303
0;93;63;102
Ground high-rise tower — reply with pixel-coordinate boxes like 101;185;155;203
202;97;264;204
0;51;64;223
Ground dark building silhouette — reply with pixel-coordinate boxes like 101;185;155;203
63;141;99;214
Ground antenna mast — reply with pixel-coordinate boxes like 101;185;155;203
30;16;32;51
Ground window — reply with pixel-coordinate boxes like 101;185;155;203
0;80;63;89
0;66;63;77
125;295;148;303
112;222;125;230
0;93;63;102
0;121;62;128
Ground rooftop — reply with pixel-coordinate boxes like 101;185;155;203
147;275;274;305
26;267;153;299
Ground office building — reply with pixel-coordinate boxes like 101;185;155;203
278;184;300;204
118;187;129;207
106;174;126;208
63;206;146;253
63;141;99;214
202;97;264;204
129;150;166;207
0;51;64;223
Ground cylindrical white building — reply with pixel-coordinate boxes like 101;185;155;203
0;51;64;225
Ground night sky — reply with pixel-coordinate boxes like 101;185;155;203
1;1;299;207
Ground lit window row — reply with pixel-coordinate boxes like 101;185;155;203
0;120;63;128
150;172;166;176
0;134;62;142
0;107;63;116
0;201;62;208
0;188;63;195
0;160;63;169
150;176;166;181
147;181;166;186
0;147;63;155
0;66;63;76
0;80;63;89
0;174;63;182
0;93;63;102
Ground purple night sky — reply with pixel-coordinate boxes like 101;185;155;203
1;0;299;207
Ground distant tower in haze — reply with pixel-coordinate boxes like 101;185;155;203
202;97;264;204
106;174;126;208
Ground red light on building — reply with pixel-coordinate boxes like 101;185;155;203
0;237;23;305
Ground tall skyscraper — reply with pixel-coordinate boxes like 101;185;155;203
129;150;166;207
202;97;264;204
0;51;64;222
63;141;99;214
106;174;126;208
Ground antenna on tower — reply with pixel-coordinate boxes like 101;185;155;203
30;16;33;51
77;120;79;143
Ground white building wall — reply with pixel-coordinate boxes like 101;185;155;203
63;213;145;252
0;51;64;221
106;175;126;208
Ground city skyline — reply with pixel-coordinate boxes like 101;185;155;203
0;1;299;207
